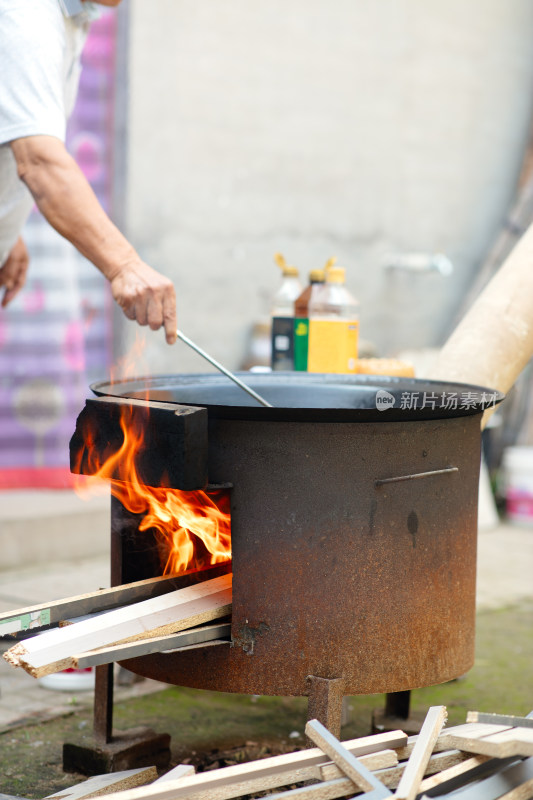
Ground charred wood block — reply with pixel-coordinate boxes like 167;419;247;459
70;396;208;490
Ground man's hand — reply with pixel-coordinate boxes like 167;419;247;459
0;237;29;308
110;260;177;345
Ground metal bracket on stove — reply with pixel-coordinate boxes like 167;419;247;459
375;466;458;487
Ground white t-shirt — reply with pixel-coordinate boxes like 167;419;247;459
0;0;90;265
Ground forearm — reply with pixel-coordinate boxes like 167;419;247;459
11;136;134;281
10;135;177;343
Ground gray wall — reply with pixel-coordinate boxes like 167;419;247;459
117;0;533;372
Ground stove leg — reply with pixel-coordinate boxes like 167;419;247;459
94;664;114;746
63;497;171;775
372;690;425;735
306;676;346;739
63;661;171;775
385;690;410;721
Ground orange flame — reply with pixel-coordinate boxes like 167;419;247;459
74;403;231;576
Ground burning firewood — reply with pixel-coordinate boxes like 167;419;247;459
3;573;231;678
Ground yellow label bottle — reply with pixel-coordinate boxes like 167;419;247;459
307;266;359;374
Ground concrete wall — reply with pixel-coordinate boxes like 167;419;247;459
118;0;533;372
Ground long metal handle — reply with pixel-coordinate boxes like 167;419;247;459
176;329;273;408
375;467;458;487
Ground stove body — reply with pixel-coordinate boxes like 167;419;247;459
72;374;500;697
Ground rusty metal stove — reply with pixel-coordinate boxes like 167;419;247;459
68;372;502;768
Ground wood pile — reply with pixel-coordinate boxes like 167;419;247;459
0;574;232;678
5;708;529;800
1;584;532;797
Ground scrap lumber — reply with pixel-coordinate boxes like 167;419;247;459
0;566;230;639
417;754;491;794
438;722;533;758
157;751;395;800
247;777;390;800
305;718;392;796
43;767;158;799
373;750;473;790
498;776;533;800
73;623;231;669
418;756;533;800
77;732;406;800
4;573;232;677
152;765;195;785
467;711;533;731
317;749;398;780
420;756;521;797
392;705;447;800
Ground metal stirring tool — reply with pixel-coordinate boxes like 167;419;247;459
176;329;273;408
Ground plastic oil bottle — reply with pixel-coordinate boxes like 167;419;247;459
293;258;334;371
307;264;359;373
270;253;303;371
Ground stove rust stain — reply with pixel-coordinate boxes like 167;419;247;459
232;621;270;655
407;510;419;547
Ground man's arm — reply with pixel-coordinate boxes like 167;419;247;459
9;135;177;344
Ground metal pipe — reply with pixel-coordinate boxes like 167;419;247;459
176;329;273;408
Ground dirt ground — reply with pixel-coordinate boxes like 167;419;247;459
0;600;532;799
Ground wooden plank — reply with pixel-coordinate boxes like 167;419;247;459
374;750;473;790
473;727;533;757
395;725;490;761
73;623;231;668
418;757;533;800
392;705;447;800
152;765;195;785
78;732;407;800
247;779;390;800
418;754;490;793
419;756;519;797
319;750;397;780
0;564;230;640
440;724;533;758
437;722;513;751
467;711;533;731
498;776;533;800
4;574;232;677
204;751;396;800
146;752;394;800
44;767;158;799
305;719;392;797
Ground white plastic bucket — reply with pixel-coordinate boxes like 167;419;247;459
502;446;533;525
38;666;95;692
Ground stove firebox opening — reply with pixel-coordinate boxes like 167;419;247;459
71;396;231;582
